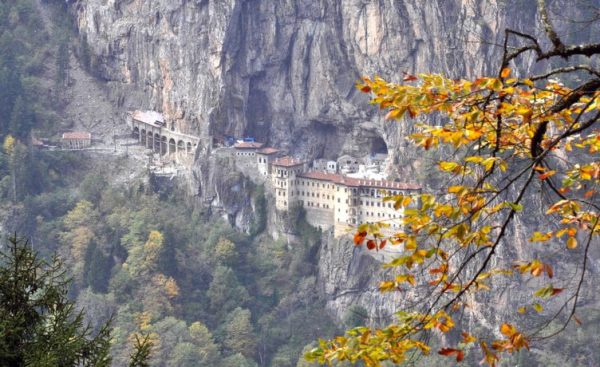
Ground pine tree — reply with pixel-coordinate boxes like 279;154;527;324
9;95;32;139
223;307;256;358
0;235;154;367
0;235;112;366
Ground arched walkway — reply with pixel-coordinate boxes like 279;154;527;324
161;136;167;155
154;133;161;152
146;131;153;149
169;138;176;154
130;118;200;155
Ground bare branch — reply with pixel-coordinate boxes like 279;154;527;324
551;79;600;113
540;43;600;60
530;65;600;80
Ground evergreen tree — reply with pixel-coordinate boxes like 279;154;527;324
128;334;154;367
0;235;153;366
207;265;249;316
188;321;220;365
9;95;32;139
0;235;112;367
223;307;256;358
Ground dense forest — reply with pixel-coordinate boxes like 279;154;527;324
1;1;599;366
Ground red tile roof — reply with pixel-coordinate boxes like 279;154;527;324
299;170;420;190
31;136;44;146
272;156;306;167
299;171;342;182
62;132;91;140
256;147;280;155
233;141;264;149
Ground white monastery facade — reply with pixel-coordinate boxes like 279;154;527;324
233;142;421;237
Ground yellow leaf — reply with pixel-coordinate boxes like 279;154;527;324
500;323;516;337
379;281;396;292
533;303;544;312
385;108;405;120
516;106;532;116
448;185;465;194
462;332;477;344
523;79;534;87
465;156;484;164
3;135;15;154
567;237;578;249
439;161;460;172
529;231;552;242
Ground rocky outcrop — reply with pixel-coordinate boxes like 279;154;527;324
192;147;256;231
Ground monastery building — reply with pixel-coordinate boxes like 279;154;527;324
233;143;421;237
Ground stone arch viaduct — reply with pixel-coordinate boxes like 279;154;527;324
127;111;200;155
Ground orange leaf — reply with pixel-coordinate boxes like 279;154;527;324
354;231;367;246
379;239;387;249
500;323;516;337
551;288;563;296
500;67;511;78
403;73;418;82
544;264;553;279
423;137;433;150
567;237;578;249
366;240;377;250
480;341;499;366
538;170;556;180
438;348;464;362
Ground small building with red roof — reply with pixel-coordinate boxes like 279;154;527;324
233;141;264;157
61;131;92;149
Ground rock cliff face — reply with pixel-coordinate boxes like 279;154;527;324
68;0;593;322
70;0;543;162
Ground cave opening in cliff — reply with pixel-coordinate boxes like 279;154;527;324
370;136;388;156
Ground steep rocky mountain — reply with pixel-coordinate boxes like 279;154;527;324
71;0;541;159
67;0;598;326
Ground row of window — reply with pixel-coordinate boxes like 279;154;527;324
300;200;331;209
236;151;255;156
296;191;333;200
298;180;334;189
360;200;394;208
279;189;399;212
361;211;399;219
275;168;303;177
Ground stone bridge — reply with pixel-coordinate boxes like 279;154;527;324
127;111;200;155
